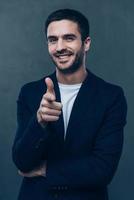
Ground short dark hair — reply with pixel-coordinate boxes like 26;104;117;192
45;9;90;41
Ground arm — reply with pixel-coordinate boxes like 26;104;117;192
46;88;127;189
12;85;49;172
12;78;62;173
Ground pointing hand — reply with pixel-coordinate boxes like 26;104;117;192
37;77;62;127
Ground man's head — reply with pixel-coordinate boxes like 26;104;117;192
45;9;90;42
45;9;91;74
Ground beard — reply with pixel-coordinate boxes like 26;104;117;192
50;46;85;75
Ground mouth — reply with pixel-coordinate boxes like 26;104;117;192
55;53;73;61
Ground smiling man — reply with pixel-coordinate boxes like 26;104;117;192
12;9;127;200
47;19;89;76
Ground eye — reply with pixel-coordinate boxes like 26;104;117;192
47;37;57;44
64;35;76;42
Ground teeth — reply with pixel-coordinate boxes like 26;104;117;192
55;54;72;59
59;55;68;57
59;55;69;58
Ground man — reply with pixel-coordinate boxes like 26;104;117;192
12;9;127;200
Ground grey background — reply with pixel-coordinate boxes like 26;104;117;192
0;0;133;199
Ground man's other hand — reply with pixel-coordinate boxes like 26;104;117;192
18;162;47;177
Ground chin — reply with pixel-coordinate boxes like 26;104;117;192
57;66;71;73
57;64;80;75
56;62;72;71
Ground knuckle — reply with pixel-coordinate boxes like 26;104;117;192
44;107;49;114
42;115;48;122
43;93;50;100
43;94;46;99
44;100;49;107
38;109;42;116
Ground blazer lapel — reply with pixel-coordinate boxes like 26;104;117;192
64;70;98;146
49;72;65;144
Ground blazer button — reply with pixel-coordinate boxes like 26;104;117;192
61;186;64;190
65;186;68;190
58;186;61;190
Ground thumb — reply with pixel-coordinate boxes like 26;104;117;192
45;77;55;98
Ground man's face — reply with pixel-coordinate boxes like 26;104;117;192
47;20;90;74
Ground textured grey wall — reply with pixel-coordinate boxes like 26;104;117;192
0;0;133;200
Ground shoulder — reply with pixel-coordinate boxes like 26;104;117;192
19;78;45;101
90;72;127;125
21;78;44;94
19;71;55;97
89;71;127;110
91;71;125;97
17;72;55;103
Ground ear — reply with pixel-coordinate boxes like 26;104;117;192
84;37;91;52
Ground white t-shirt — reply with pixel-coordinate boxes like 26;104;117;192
58;82;82;138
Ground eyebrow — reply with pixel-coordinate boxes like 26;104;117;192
63;34;77;39
47;35;57;40
47;34;77;40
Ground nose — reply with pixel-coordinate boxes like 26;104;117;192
56;38;65;52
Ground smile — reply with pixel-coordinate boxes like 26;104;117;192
55;53;73;59
59;55;70;59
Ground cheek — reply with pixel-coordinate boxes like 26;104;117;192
71;42;82;52
48;46;56;55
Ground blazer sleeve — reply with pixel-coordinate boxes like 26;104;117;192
46;88;127;189
12;85;50;172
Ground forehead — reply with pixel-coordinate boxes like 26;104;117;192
47;20;80;37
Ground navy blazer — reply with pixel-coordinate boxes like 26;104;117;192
12;70;127;200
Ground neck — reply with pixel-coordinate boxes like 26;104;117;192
56;66;88;84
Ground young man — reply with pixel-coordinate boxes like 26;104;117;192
12;9;127;200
